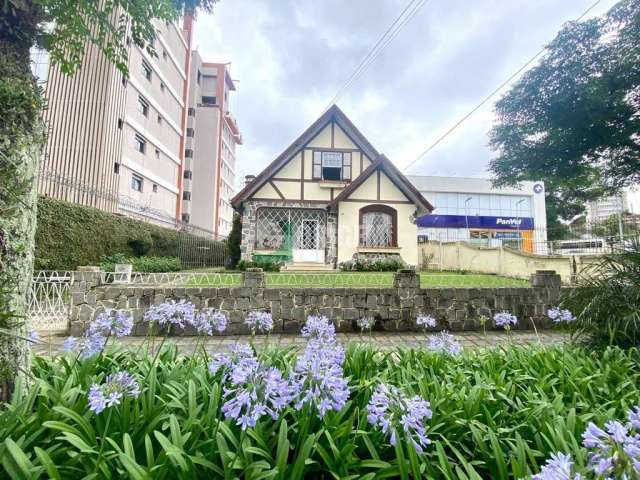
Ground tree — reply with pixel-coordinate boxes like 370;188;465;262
489;0;640;234
227;213;242;269
0;0;216;401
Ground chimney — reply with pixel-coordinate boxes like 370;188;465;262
245;175;255;186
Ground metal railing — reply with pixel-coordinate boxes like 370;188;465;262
28;271;74;331
265;272;395;288
101;271;242;287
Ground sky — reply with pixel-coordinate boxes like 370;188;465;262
193;0;618;187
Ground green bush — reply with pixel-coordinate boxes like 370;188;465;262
339;254;407;272
100;255;182;273
237;259;283;272
563;238;640;348
1;344;639;478
35;196;226;270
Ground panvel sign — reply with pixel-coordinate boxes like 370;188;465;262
417;214;535;230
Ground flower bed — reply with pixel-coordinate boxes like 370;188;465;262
2;322;640;478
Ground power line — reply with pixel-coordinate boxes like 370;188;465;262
324;0;430;112
402;0;602;174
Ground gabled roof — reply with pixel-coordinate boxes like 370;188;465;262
231;104;380;208
329;155;434;214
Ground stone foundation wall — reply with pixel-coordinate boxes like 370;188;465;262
69;269;563;336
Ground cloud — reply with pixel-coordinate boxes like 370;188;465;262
194;0;618;183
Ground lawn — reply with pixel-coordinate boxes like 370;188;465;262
185;271;530;288
2;343;638;479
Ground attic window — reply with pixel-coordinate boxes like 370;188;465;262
312;151;352;181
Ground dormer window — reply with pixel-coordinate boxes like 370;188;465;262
312;151;352;181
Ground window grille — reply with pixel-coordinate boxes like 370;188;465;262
361;211;392;247
255;208;326;251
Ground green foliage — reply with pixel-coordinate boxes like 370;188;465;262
1;345;639;478
237;259;283;272
128;234;153;257
100;255;182;273
35;197;223;270
489;0;640;225
226;214;242;269
563;237;640;348
339;255;407;272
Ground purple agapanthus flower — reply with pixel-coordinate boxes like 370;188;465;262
291;317;349;417
208;343;255;376
64;333;107;359
245;311;273;334
547;307;575;323
221;358;294;430
89;309;134;337
427;331;462;356
144;299;195;329
88;371;140;414
532;452;582;480
357;316;374;332
416;315;437;329
192;308;227;335
367;383;432;454
493;311;518;329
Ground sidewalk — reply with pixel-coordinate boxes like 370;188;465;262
32;330;568;356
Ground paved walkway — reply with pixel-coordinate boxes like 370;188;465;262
32;331;568;356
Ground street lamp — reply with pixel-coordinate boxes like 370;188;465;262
516;199;525;250
464;197;473;242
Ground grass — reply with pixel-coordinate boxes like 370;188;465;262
1;344;638;478
184;271;530;288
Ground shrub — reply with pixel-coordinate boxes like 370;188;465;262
339;254;407;272
237;259;283;272
226;213;242;269
1;345;639;478
101;255;182;273
563;238;640;348
35;196;226;270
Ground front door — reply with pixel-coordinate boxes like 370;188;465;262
293;218;325;262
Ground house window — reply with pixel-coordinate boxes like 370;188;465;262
137;95;149;116
312;151;352;181
183;191;191;201
188;107;196;116
186;128;194;137
202;96;217;106
185;149;193;158
141;60;152;81
359;205;397;247
134;134;146;154
183;170;192;179
152;184;158;193
131;174;143;192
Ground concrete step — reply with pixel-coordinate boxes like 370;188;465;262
282;262;335;272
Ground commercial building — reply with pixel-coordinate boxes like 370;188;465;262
36;16;240;238
407;176;547;254
182;51;242;236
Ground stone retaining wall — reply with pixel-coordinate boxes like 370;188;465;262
68;269;563;335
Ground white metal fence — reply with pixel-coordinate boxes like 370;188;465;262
28;271;73;331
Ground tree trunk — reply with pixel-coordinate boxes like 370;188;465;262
0;12;45;401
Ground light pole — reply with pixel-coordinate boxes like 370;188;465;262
464;197;472;242
516;199;525;251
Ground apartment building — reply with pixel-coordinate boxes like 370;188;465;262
37;16;240;237
182;53;242;236
586;188;640;223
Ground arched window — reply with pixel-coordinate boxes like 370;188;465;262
359;205;397;247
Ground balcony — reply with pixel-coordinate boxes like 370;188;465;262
224;112;243;145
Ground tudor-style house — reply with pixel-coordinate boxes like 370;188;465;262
231;105;433;269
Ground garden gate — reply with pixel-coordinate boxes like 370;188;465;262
28;271;73;331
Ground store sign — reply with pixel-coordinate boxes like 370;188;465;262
417;214;534;230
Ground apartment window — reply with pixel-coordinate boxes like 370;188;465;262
126;36;131;46
186;128;194;137
114;162;120;174
183;170;192;180
152;184;158;193
183;191;191;201
131;174;143;192
141;60;152;81
137;95;149;116
188;107;196;116
160;82;166;92
117;118;123;129
197;70;201;85
181;213;190;223
312;151;352;181
185;149;193;158
202;96;216;106
134;134;146;154
121;75;127;87
157;114;162;125
162;49;168;60
155;148;160;159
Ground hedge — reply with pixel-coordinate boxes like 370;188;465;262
35;196;227;270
